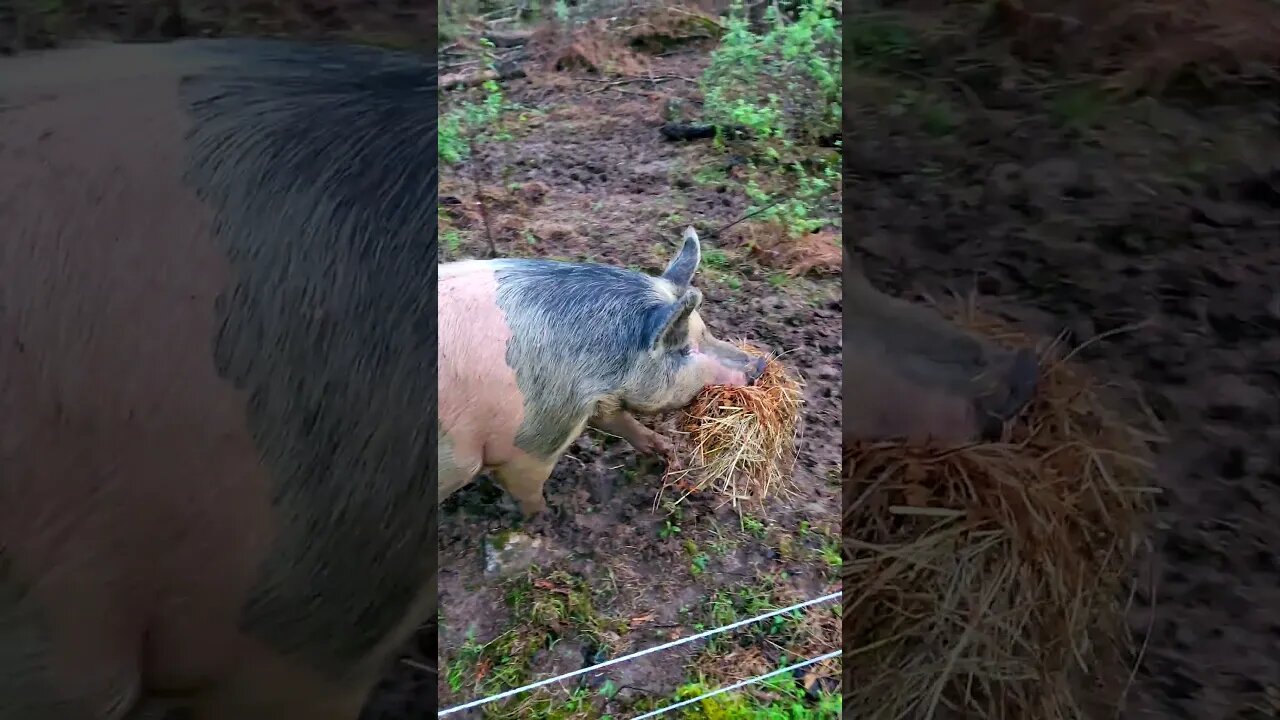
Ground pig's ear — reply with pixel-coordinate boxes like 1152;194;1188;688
645;288;704;352
661;226;701;291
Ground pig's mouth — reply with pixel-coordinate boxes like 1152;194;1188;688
707;355;767;387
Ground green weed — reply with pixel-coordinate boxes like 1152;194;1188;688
702;582;805;653
699;0;841;236
689;547;712;576
669;673;840;719
1050;84;1109;129
702;0;840;144
693;165;729;185
490;686;597;720
703;248;731;268
444;628;484;694
440;39;509;165
893;88;959;137
847;17;921;67
660;519;683;540
443;568;612;707
441;228;464;255
817;538;841;569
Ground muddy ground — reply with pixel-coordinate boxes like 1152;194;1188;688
18;0;1280;716
0;0;433;54
432;34;843;720
843;11;1280;718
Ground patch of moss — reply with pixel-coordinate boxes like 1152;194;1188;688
669;674;840;719
490;528;516;552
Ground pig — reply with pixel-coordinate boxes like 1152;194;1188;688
842;245;1040;445
437;227;767;516
1;39;437;720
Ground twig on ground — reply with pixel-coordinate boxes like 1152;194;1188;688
441;60;528;90
579;74;697;84
468;154;498;259
585;85;662;97
483;29;535;47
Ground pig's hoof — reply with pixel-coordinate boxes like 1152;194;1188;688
976;348;1039;439
645;433;676;459
516;495;549;518
521;506;562;535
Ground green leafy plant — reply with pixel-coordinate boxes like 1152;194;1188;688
660;519;683;539
701;0;839;144
698;0;840;236
846;17;921;67
690;552;711;575
439;38;509;165
817;537;841;568
741;515;766;538
669;666;840;719
441;228;464;255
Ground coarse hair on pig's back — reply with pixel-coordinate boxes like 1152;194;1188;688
492;259;681;457
176;38;440;670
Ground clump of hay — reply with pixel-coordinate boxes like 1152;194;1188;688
737;222;843;278
533;18;649;76
659;345;804;509
621;5;724;54
843;311;1161;720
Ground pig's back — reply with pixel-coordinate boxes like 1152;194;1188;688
0;38;439;707
0;40;277;692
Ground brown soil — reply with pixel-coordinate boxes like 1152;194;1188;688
434;41;842;719
25;1;1280;716
844;10;1280;717
0;0;433;54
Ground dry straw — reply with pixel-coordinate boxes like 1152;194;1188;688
843;306;1162;720
659;344;804;510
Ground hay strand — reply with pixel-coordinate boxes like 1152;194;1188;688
843;309;1160;720
659;344;804;510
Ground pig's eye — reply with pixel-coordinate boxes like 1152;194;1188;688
678;346;692;357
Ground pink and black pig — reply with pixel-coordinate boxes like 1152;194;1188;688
438;227;767;516
2;39;437;720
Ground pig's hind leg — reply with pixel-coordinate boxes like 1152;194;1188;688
492;456;556;518
588;411;673;457
0;577;143;720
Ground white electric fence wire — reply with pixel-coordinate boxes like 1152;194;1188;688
437;590;842;717
632;648;842;719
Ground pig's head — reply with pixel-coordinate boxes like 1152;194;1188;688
616;227;768;415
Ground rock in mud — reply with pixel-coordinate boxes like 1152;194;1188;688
483;531;565;579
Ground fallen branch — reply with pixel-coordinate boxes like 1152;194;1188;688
580;74;697;85
583;76;693;96
483;29;534;47
441;60;527;90
659;122;751;142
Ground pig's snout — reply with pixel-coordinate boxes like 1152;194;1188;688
746;357;768;385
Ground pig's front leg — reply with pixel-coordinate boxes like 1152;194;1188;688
589;411;674;457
